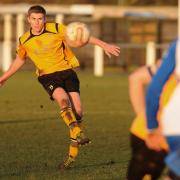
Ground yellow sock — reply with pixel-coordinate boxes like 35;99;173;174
142;174;152;180
69;143;78;159
60;107;77;127
70;127;81;140
60;107;81;139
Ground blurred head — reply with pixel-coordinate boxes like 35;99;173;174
27;5;46;35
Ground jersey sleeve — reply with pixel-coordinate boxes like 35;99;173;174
145;39;177;130
57;23;66;39
16;42;27;60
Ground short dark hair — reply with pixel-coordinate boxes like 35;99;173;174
28;5;46;16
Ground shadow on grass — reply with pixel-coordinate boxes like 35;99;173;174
0;160;120;178
75;159;118;169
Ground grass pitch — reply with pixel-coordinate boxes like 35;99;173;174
0;71;133;180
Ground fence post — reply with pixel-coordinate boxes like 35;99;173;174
2;14;12;72
55;14;64;23
16;13;24;44
146;41;156;66
94;46;104;76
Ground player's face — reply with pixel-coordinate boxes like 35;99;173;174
28;13;46;35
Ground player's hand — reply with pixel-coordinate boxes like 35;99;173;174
145;130;163;151
103;44;120;58
0;78;6;87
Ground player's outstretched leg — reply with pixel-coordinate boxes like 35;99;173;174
59;139;78;170
60;107;90;146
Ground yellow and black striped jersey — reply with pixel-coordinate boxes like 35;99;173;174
16;23;80;76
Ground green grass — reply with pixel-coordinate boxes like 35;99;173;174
0;71;134;180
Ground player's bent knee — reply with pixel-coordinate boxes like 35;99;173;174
55;98;71;109
61;98;70;108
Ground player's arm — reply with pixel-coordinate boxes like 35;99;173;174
0;55;26;86
128;66;152;115
64;22;120;57
146;40;177;131
88;36;120;58
145;40;177;151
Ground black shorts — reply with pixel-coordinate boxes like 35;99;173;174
127;133;167;180
38;69;80;99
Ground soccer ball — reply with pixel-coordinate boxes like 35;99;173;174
65;22;90;47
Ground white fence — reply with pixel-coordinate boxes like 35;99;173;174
0;4;178;76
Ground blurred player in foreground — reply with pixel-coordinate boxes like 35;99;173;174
0;5;120;170
146;39;180;180
127;59;174;180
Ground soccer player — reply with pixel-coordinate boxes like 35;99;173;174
127;60;174;180
146;39;180;179
0;5;120;170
